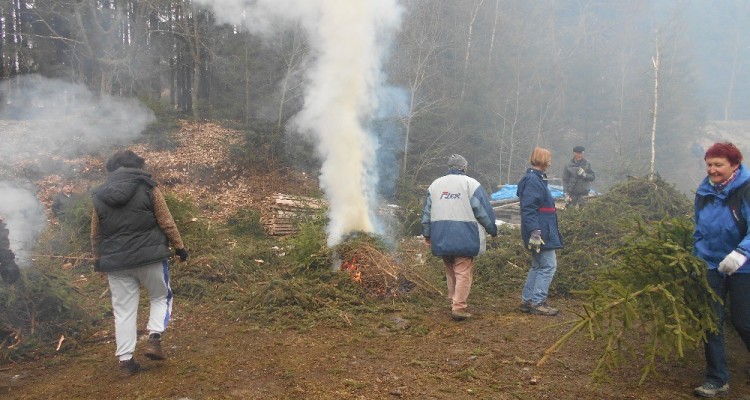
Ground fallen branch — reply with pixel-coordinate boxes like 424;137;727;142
56;335;65;351
30;254;96;261
404;266;444;296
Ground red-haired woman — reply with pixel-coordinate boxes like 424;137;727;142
693;142;750;397
517;147;563;316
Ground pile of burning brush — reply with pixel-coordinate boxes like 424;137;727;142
334;232;417;298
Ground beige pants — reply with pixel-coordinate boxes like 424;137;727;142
443;256;474;311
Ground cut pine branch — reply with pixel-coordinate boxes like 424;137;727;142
537;281;679;366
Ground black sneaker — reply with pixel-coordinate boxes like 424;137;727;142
118;358;140;377
694;382;729;397
519;301;533;313
144;333;166;360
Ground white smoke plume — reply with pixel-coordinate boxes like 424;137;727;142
195;0;403;245
0;182;46;266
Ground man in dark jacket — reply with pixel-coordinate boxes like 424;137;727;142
422;154;497;321
51;183;75;219
91;150;189;377
562;145;595;208
0;216;20;285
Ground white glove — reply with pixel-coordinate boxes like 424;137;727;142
528;230;544;253
577;167;586;177
718;250;748;275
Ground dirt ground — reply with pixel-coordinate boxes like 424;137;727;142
3;294;750;400
4;121;750;399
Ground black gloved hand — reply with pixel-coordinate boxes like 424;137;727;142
175;248;189;262
1;260;20;285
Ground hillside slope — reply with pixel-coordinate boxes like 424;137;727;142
2;121;750;399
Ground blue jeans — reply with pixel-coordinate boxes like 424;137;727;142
704;269;750;386
521;249;557;305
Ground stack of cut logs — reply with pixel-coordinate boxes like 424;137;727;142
260;193;327;236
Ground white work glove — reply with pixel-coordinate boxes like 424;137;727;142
718;250;748;275
528;230;544;253
563;194;571;203
577;167;586;177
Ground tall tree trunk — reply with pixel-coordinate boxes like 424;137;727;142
244;36;251;123
649;34;660;182
504;60;521;184
487;0;499;69
190;10;201;117
460;0;484;100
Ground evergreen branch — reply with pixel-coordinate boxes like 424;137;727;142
537;281;674;366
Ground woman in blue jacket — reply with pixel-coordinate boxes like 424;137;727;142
693;142;750;398
517;147;563;316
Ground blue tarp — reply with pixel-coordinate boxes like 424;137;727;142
490;184;565;201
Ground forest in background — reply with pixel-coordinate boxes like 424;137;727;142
0;0;748;195
4;3;750;396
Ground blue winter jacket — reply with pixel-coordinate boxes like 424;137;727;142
517;167;563;250
422;169;498;257
694;164;750;273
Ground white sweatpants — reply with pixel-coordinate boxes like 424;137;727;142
107;260;172;361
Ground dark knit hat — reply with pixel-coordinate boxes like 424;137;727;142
448;154;468;171
573;146;585;153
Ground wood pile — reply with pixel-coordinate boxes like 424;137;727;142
261;193;327;236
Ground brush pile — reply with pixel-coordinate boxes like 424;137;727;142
553;175;693;294
334;233;419;298
1;267;91;361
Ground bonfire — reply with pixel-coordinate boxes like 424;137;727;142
334;232;416;298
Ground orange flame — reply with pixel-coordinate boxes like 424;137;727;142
341;257;362;283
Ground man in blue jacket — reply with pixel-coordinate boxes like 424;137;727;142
422;154;497;321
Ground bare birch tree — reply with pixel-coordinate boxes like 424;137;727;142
392;0;450;179
649;33;660;182
459;0;484;100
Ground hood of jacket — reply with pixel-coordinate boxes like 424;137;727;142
94;167;157;208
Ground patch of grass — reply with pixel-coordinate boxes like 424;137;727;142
34;194;95;261
455;367;480;381
342;378;366;389
470;348;488;356
226;208;265;238
408;358;435;368
284;217;332;271
409;325;430;336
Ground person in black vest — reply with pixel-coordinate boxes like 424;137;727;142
91;150;189;377
0;216;20;285
692;142;750;397
562;145;595;208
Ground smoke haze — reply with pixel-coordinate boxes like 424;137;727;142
0;74;156;261
0;182;46;266
0;75;156;163
196;0;404;245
